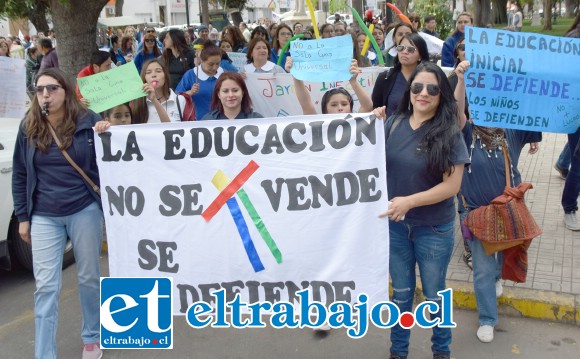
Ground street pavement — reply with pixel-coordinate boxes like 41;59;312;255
0;253;579;359
1;132;579;358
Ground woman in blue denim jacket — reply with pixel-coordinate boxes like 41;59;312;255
379;62;469;359
12;68;104;359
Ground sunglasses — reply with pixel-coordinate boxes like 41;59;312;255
145;39;156;43
146;29;156;33
410;83;441;96
396;45;416;53
411;19;420;23
457;44;465;51
35;84;62;94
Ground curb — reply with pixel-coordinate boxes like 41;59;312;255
415;280;580;326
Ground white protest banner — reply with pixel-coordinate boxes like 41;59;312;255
227;52;248;71
0;57;27;118
96;115;390;315
290;35;353;82
245;67;386;117
77;62;145;113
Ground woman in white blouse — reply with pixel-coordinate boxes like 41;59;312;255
132;59;188;123
241;37;286;74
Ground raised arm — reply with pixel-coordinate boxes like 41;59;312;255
348;59;372;113
285;57;317;115
453;60;469;129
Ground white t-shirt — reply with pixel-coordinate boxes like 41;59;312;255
146;88;187;123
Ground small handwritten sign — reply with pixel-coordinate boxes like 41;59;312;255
78;62;145;113
290;34;352;82
465;27;580;133
227;52;247;72
0;57;27;118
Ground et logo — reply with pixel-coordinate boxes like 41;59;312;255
100;277;173;349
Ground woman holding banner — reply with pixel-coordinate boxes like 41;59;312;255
12;68;104;359
372;33;429;118
379;62;469;359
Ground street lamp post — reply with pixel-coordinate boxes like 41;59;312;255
185;0;191;25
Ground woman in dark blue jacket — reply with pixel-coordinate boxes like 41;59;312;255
12;68;103;359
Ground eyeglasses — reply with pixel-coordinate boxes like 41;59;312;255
323;29;335;34
457;44;465;51
396;45;416;53
35;84;62;94
279;31;292;36
145;39;156;43
410;83;441;96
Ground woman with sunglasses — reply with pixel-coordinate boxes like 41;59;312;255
271;24;293;71
134;33;162;74
442;12;473;67
372;33;429;118
12;68;104;359
381;22;415;67
379;62;469;359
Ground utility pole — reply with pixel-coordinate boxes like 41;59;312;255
185;0;191;25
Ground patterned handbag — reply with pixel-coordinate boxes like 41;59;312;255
464;140;542;255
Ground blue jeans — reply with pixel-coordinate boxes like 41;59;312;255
556;142;571;170
31;202;103;359
389;220;455;357
562;128;580;212
467;238;503;326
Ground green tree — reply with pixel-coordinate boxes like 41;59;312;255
412;0;454;39
1;0;110;79
0;0;50;34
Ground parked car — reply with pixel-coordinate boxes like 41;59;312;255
0;117;75;271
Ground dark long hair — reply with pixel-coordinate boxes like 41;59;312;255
161;29;190;69
392;33;430;71
26;68;87;152
210;72;253;115
396;62;459;176
132;59;171;124
272;24;293;51
321;88;353;114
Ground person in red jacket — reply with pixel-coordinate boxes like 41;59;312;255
75;50;113;101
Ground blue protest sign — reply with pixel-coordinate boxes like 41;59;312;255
464;27;580;133
290;34;353;82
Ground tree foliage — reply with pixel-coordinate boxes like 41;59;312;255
0;0;50;33
412;0;454;39
329;0;348;14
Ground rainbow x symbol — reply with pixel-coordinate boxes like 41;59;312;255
201;160;282;272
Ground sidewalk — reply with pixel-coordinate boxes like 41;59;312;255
445;132;580;325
